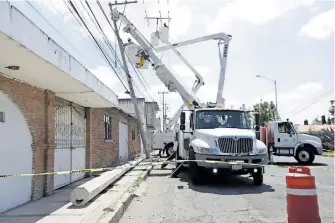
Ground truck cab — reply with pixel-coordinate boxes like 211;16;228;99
265;121;323;164
178;108;268;185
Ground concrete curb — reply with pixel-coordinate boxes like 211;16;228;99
97;165;153;223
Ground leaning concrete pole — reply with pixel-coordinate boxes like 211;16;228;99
110;10;150;159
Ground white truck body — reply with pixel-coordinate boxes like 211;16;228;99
178;108;268;166
263;121;323;164
111;8;267;185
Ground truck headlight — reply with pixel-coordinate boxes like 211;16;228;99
198;147;212;154
256;148;267;154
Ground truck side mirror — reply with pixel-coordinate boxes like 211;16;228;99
254;113;260;131
180;112;186;131
180;124;185;131
180;112;186;125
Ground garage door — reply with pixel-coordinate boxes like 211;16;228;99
119;122;128;164
54;98;86;190
0;92;33;213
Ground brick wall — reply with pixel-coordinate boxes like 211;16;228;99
89;108;120;168
1;74;142;205
0;74;55;200
89;107;142;168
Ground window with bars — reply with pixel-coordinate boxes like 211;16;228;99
131;126;136;141
104;115;112;140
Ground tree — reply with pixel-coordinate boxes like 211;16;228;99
252;101;275;126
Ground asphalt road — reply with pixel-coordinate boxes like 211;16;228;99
120;156;334;223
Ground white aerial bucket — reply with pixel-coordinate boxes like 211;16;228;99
126;43;141;64
151;32;159;46
159;26;169;43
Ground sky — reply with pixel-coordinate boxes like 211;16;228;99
7;0;335;124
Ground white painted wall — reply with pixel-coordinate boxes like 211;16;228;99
145;102;159;129
118;99;146;126
119;122;129;164
0;92;33;213
0;1;118;106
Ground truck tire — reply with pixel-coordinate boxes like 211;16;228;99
295;147;315;165
165;143;174;157
253;172;263;186
188;148;203;185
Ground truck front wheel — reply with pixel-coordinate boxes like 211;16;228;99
253;172;263;186
188;148;203;185
295;147;315;165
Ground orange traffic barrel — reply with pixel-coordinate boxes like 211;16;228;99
286;166;321;223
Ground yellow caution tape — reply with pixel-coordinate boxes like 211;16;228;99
0;159;332;178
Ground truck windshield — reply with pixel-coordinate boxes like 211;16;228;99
195;110;251;129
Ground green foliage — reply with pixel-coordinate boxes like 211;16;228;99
252;101;275;126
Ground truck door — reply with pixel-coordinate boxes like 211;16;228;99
274;122;297;155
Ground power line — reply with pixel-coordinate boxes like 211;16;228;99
25;0;88;64
67;0;129;91
288;88;334;118
95;0;160;102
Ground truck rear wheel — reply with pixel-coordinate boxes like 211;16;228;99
188;148;203;185
295;147;315;165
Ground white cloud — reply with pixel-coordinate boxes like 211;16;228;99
171;64;209;78
297;82;322;91
208;0;315;33
253;81;330;124
169;4;192;39
91;66;120;88
299;9;335;40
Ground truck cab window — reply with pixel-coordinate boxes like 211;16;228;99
278;123;286;133
195;110;251;129
278;122;295;134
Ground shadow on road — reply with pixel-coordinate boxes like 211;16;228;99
177;171;275;195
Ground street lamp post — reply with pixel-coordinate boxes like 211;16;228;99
256;75;278;112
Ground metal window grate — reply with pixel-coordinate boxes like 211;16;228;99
0;111;4;123
104;115;112;140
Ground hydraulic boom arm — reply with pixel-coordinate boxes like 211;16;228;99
110;8;201;109
156;32;231;107
159;33;232;130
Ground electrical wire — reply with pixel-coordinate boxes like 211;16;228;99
25;0;88;63
95;0;161;102
67;0;129;90
288;88;334;118
83;1;148;99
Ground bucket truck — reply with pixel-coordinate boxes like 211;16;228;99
111;8;268;185
150;36;205;157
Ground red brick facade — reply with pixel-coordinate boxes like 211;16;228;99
1;74;142;204
0;75;55;200
87;108;141;169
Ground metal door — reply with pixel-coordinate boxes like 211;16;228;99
119;122;128;164
54;98;86;190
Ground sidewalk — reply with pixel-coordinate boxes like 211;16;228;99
0;164;152;223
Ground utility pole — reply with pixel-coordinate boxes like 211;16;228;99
158;91;169;131
109;1;150;159
163;103;169;130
